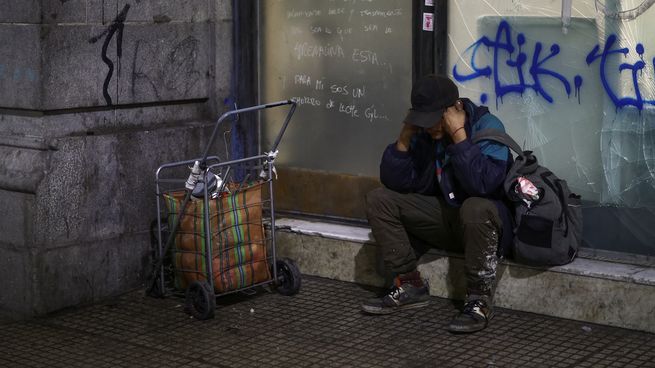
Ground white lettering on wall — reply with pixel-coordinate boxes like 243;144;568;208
294;74;312;86
294;42;346;60
287;9;322;18
291;96;322;106
352;49;379;65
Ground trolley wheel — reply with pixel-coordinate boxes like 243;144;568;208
184;281;216;320
273;258;301;296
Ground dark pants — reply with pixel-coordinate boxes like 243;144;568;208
365;187;502;302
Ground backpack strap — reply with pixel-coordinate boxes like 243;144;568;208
540;171;568;232
472;128;524;157
473;129;540;174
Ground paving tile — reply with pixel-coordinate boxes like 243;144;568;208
1;276;654;367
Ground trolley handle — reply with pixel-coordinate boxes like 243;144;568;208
268;100;297;154
200;100;297;167
264;100;293;109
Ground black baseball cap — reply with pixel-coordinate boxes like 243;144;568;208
403;74;459;128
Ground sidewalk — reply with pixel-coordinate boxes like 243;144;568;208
1;276;653;368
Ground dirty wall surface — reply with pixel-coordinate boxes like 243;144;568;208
0;0;232;318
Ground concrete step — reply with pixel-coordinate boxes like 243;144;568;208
274;218;655;333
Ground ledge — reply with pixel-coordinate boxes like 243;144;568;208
275;218;655;287
274;217;655;333
275;218;374;244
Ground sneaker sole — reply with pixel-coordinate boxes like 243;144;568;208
446;311;495;333
361;300;430;315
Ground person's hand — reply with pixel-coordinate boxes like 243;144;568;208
396;123;419;152
442;102;467;143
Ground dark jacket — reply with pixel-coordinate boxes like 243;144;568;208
379;99;514;256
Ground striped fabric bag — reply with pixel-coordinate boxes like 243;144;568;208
164;181;271;292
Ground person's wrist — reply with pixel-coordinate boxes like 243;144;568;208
451;126;464;135
451;126;466;143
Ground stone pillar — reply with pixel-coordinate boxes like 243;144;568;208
0;0;232;318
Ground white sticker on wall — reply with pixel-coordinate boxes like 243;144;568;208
425;0;434;6
422;13;434;31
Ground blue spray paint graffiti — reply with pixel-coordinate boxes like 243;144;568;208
586;34;655;111
0;63;38;83
453;20;582;108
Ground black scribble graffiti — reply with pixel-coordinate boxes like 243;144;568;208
88;4;130;106
131;37;202;100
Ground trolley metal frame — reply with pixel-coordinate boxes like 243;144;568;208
148;100;297;303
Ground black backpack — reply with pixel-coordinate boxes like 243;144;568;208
473;129;583;266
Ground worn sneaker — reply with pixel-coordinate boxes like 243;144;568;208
447;299;494;333
361;283;430;314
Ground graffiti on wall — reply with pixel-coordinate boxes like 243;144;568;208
131;37;202;100
453;20;582;107
88;4;131;106
586;34;655;110
453;20;653;111
85;2;205;106
0;64;38;84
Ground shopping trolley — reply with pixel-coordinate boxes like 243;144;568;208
147;100;300;320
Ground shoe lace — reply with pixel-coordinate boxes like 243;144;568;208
387;285;405;300
463;300;487;318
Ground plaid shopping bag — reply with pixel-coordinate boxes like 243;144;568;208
164;181;271;292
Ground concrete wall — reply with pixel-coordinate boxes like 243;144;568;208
0;0;234;318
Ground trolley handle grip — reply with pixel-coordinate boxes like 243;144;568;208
265;100;294;109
